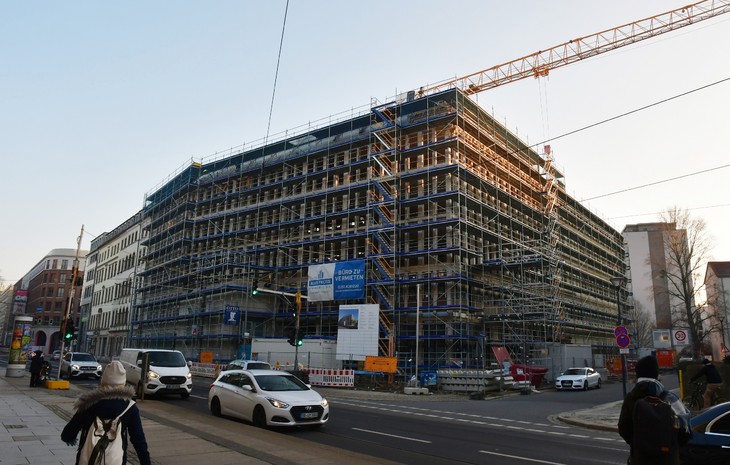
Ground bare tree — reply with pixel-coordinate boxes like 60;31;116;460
657;207;715;356
629;298;655;348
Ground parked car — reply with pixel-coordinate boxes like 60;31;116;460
680;401;730;464
208;369;329;428
554;367;602;391
52;350;62;361
60;352;103;379
225;359;272;371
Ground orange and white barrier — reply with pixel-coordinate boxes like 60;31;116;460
308;368;355;387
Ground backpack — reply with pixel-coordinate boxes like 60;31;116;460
78;400;135;465
632;394;681;457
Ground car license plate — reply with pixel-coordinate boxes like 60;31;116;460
166;384;180;389
300;412;318;419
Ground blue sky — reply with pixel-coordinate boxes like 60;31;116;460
2;1;729;285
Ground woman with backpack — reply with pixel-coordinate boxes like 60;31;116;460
61;361;151;465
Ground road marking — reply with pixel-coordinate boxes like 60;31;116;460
336;400;622;444
190;395;208;400
352;428;431;443
479;450;566;464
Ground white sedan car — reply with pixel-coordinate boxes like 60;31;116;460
208;369;329;428
555;367;602;391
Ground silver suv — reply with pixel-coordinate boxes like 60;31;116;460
61;352;103;379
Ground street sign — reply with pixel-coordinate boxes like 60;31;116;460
672;329;689;346
616;333;631;348
614;326;628;337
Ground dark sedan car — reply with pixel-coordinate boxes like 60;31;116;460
680;401;730;464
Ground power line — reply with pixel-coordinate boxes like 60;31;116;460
539;76;730;148
584;163;730;201
264;0;290;145
609;202;730;220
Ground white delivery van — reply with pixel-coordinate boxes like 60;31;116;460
119;348;193;399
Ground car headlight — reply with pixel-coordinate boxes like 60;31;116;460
321;398;329;408
97;365;102;371
148;370;160;380
266;397;289;409
71;364;80;370
186;372;192;379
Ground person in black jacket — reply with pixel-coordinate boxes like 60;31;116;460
690;358;723;408
29;350;44;387
618;355;690;465
61;361;151;465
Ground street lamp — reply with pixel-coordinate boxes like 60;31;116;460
719;315;727;352
610;276;627;398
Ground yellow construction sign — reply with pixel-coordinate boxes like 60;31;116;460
365;356;397;373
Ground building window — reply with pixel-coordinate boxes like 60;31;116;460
61;259;68;269
60;274;67;284
57;288;65;298
52;259;58;269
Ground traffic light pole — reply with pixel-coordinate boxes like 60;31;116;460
56;225;84;380
253;288;306;370
294;291;301;370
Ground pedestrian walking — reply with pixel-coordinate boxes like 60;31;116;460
618;355;690;465
29;350;44;387
61;361;151;465
690;358;723;408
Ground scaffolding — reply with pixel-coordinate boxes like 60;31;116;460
132;88;626;370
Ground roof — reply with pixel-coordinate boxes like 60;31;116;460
707;261;730;278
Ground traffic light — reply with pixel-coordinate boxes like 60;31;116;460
251;280;259;296
295;331;303;347
287;328;296;347
63;318;75;340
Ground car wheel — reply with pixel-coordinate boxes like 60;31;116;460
252;405;267;428
210;397;222;417
596;379;602;389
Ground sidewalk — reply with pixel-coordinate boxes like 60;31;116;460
1;368;620;465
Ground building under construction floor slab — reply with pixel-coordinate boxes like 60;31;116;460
133;88;628;373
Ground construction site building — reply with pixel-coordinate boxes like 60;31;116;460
133;88;628;371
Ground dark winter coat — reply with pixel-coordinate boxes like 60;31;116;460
29;353;44;374
618;379;680;465
690;362;723;384
61;385;151;465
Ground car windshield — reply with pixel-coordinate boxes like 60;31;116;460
564;368;586;376
254;374;309;392
245;362;271;370
148;352;187;367
73;353;97;362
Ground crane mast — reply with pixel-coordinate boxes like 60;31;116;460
418;0;730;97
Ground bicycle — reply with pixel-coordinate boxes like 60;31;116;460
683;381;705;410
683;381;726;410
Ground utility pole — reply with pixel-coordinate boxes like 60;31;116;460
56;225;84;380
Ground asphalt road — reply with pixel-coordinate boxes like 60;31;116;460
178;376;639;465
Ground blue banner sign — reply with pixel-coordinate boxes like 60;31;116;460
308;260;365;302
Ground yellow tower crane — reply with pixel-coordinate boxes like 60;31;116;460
417;0;730;97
